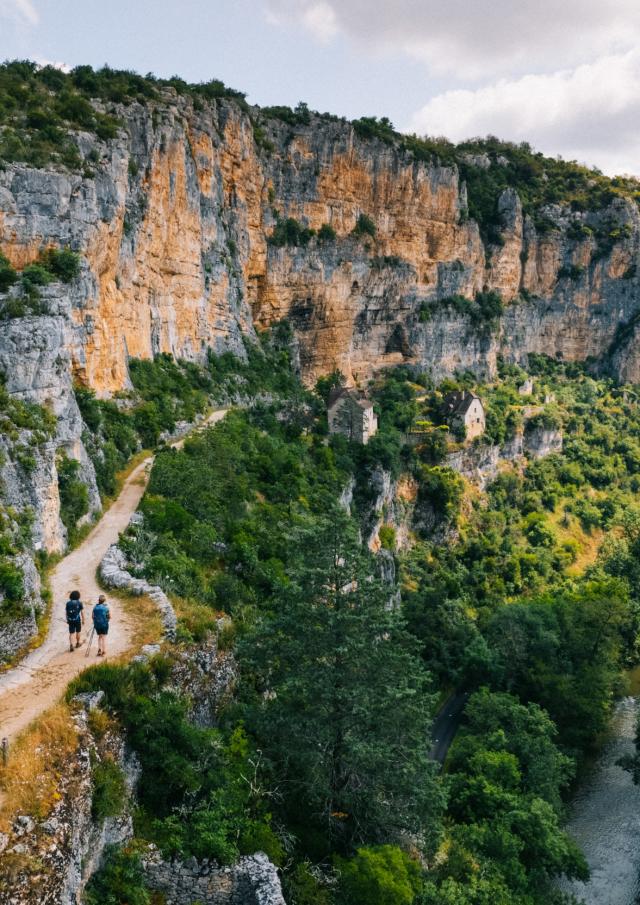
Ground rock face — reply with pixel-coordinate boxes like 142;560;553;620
0;697;137;905
142;848;286;905
1;95;639;400
0;92;638;656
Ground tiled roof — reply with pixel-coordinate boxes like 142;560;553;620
327;386;373;410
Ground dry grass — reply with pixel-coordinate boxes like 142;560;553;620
113;588;164;654
0;702;78;832
172;594;224;641
548;508;606;577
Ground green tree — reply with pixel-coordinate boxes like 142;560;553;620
241;510;444;851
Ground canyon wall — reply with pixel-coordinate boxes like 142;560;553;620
0;90;638;569
1;92;639;401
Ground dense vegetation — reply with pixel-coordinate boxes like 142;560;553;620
74;336;640;905
0;60;246;169
0;246;81;319
0;377;55;632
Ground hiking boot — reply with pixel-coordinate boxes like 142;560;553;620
76;640;83;648
69;644;74;652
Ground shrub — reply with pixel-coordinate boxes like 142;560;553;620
317;223;337;242
57;453;90;535
283;862;332;905
335;845;422;905
352;116;396;144
352;213;376;238
84;845;150;905
92;758;127;820
379;524;396;551
39;246;81;282
269;216;315;248
20;263;53;289
239;820;285;865
0;253;17;292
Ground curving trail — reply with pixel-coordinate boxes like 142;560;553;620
0;408;227;746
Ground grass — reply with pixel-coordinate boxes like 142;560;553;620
99;448;153;511
0;702;78;831
548;507;606;577
172;594;224;643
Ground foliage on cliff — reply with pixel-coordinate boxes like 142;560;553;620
0;60;246;169
0;377;55;629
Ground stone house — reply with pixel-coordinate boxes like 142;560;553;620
441;390;485;441
327;387;378;444
518;378;535;396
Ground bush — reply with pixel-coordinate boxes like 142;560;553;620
269;216;315;247
57;453;90;535
379;524;396;551
317;223;337;242
352;213;376;238
0;253;17;292
84;845;150;905
39;246;81;282
92;757;127;820
20;263;53;289
335;845;422;905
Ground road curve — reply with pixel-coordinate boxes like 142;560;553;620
429;691;469;765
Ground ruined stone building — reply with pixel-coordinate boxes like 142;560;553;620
327;387;378;444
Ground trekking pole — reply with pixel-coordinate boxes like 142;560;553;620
85;625;95;657
1;738;8;767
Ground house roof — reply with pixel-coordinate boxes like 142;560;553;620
441;390;482;417
327;386;373;411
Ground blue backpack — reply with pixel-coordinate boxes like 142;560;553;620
66;599;82;622
93;603;109;632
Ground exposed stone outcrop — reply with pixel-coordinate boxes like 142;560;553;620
0;553;42;662
100;542;177;641
523;425;564;458
169;637;237;728
0;696;138;905
141;847;286;905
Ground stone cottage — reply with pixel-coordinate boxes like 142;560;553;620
441;390;485;441
327;387;378;444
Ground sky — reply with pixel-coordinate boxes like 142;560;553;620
0;0;638;176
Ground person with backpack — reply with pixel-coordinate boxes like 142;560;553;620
93;595;111;656
65;590;85;652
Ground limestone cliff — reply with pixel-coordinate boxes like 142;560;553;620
0;85;639;571
1;90;639;404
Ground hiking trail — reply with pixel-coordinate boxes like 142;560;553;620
0;408;228;746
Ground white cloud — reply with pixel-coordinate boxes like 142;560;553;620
266;0;640;80
301;2;338;42
0;0;39;26
408;52;640;176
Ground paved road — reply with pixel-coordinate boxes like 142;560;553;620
430;691;469;765
0;408;227;746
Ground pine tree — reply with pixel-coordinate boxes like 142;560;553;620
241;509;444;852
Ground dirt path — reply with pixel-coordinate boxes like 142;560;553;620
0;408;227;746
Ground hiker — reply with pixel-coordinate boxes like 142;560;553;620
65;590;85;652
93;594;111;657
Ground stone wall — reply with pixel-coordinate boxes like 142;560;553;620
99;542;177;640
141;847;286;905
